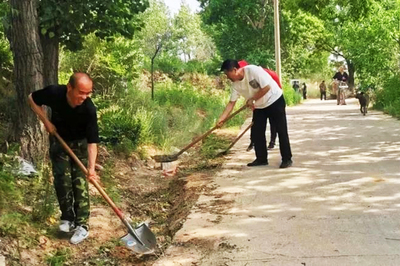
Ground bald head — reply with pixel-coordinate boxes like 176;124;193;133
68;72;92;89
66;73;93;107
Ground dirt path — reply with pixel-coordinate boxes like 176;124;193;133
155;98;400;266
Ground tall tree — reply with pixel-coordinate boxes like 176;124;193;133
282;0;375;89
280;9;326;77
199;0;326;76
7;0;46;162
136;0;171;99
200;0;276;67
172;2;215;62
38;0;148;85
5;0;148;162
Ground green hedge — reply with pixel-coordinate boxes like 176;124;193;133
375;75;400;118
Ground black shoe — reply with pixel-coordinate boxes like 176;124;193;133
267;143;275;150
246;142;254;152
279;160;293;168
247;159;268;167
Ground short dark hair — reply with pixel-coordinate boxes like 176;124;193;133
68;72;92;88
220;59;239;72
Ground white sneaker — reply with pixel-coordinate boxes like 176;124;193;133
70;226;89;244
59;220;74;233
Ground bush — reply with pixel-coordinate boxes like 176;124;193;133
31;167;57;222
0;212;28;237
153;55;185;79
45;247;71;266
0;155;21;211
94;76;246;153
375;75;400;118
0;33;14;125
184;60;207;74
283;82;302;106
98;105;142;152
59;34;143;96
0;153;57;225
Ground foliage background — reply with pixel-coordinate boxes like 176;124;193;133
2;0;400;264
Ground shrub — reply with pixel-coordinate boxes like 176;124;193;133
94;77;246;153
374;75;400;117
0;212;28;237
153;55;185;79
31;167;57;222
45;248;71;266
283;82;302;106
98;105;142;151
59;34;143;96
0;155;21;211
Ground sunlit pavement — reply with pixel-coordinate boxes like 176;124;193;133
155;98;400;266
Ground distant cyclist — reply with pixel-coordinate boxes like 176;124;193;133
332;66;349;105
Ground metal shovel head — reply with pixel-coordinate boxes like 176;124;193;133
215;148;228;157
152;154;178;162
120;223;157;254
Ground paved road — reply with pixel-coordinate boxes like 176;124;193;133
155;98;400;266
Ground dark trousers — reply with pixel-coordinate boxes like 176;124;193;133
252;95;292;162
320;91;326;100
250;117;277;145
270;118;277;145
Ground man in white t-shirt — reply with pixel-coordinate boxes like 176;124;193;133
217;59;292;168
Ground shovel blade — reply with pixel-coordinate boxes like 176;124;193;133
216;151;228;157
120;223;157;254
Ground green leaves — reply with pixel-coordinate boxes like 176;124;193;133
38;0;149;51
200;0;276;66
135;0;171;57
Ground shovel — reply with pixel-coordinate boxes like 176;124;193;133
52;131;157;253
217;122;253;156
153;105;247;163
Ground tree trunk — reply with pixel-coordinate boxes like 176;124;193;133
346;59;355;93
40;34;59;86
151;57;154;100
151;44;162;100
7;0;47;164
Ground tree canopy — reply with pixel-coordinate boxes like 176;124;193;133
38;0;148;51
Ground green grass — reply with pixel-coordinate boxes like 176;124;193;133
45;247;72;266
200;133;232;159
95;77;246;153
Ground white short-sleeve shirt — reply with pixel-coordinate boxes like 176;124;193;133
230;65;282;109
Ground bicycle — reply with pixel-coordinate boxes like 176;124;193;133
333;80;348;105
338;81;348;105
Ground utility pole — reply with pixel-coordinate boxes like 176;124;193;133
274;0;282;84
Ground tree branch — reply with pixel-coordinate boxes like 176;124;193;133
319;39;347;60
244;14;258;30
152;43;162;61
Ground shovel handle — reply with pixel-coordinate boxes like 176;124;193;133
175;105;247;157
224;122;253;153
